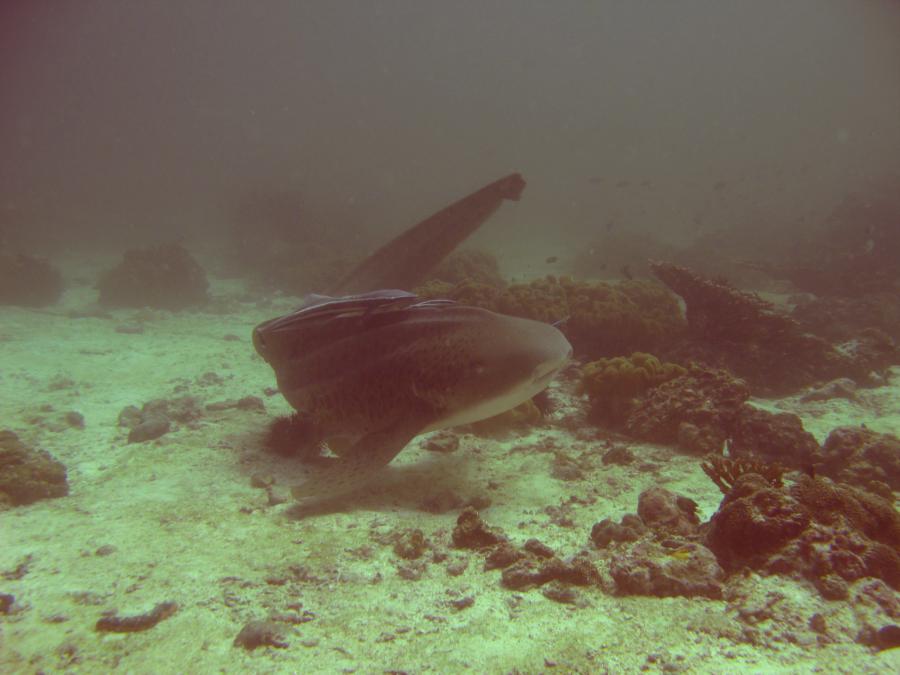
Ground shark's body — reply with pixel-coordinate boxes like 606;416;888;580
253;291;571;501
253;173;572;502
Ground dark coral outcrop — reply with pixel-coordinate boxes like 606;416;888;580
705;473;900;597
0;430;69;506
792;294;900;343
728;405;820;468
624;365;749;454
97;243;209;310
650;261;861;394
608;540;724;599
0;253;63;307
819;426;900;493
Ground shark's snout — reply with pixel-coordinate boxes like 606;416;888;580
532;343;573;386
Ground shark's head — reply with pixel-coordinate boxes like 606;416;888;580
426;309;572;430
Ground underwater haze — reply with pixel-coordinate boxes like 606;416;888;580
2;1;900;673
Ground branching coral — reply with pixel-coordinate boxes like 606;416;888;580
701;454;785;495
650;260;854;394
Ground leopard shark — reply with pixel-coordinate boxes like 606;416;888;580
252;173;572;502
254;290;572;501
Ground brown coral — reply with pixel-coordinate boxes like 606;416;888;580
820;426;900;491
701;454;785;495
624;365;750;454
705;473;900;595
0;430;69;506
580;352;685;427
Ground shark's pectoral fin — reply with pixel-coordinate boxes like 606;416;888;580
290;421;423;503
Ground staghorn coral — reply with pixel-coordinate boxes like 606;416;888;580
580;352;685;427
701;454;785;495
650;261;851;394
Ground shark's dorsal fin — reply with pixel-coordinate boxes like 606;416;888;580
330;173;525;295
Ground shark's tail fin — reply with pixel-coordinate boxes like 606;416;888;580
330;173;525;295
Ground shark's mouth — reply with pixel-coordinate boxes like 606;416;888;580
531;347;573;388
428;348;572;432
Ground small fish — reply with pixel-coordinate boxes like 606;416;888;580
545;256;558;264
621;264;633;280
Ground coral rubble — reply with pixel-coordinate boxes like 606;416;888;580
592;488;724;599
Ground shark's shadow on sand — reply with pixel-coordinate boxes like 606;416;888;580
251;173;573;509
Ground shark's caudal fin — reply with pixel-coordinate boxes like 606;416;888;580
330;173;525;295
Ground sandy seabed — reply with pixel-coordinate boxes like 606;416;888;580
2;269;899;675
